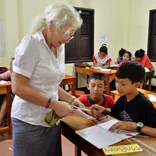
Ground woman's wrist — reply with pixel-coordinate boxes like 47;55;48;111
68;95;76;104
45;98;52;109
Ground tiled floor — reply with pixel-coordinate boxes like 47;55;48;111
0;133;87;156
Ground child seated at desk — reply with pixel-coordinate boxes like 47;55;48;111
78;73;115;108
118;51;132;67
134;49;154;82
110;51;132;91
0;57;14;127
116;48;126;64
89;62;156;138
92;44;112;68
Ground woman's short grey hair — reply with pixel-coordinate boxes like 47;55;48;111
30;3;82;34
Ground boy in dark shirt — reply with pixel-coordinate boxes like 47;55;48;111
90;62;156;137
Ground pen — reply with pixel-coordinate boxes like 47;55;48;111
72;105;91;112
126;133;149;138
126;133;133;136
98;115;108;120
136;134;149;138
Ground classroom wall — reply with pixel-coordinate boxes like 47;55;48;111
17;0;128;77
1;0;156;86
0;0;19;67
125;0;156;86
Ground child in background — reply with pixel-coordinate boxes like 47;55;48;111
92;44;112;68
116;48;126;64
0;57;14;127
89;62;156;138
110;51;132;91
78;73;115;108
134;49;154;82
118;51;132;67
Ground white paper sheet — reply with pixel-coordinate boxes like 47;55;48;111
0;80;8;84
76;119;139;149
72;108;100;123
76;125;121;149
148;94;156;102
110;64;119;67
100;69;111;72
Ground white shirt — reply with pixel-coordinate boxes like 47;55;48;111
93;53;111;67
11;31;65;127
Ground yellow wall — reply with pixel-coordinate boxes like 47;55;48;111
0;0;19;67
1;0;156;86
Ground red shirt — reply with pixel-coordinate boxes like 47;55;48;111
134;54;154;71
78;94;115;108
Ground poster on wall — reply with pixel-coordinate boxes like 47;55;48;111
0;19;4;56
97;32;107;45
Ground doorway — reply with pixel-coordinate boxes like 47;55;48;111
147;9;156;62
65;7;94;63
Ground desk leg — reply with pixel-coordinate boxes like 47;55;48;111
76;72;78;89
72;78;76;96
143;74;147;89
75;146;81;156
105;75;110;95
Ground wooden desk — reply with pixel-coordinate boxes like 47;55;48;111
60;74;76;96
111;88;156;108
75;67;116;95
61;114;156;156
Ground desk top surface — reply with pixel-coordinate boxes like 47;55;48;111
75;67;117;75
64;74;76;79
0;81;11;87
62;114;156;156
111;88;154;95
111;88;156;108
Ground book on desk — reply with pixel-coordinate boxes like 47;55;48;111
75;119;139;149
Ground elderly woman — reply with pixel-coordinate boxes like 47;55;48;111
11;3;83;156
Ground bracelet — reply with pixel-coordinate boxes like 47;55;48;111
45;98;52;109
68;96;76;104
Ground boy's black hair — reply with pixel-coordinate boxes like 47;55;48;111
99;44;108;54
118;48;126;57
88;73;106;86
116;62;145;83
135;49;145;58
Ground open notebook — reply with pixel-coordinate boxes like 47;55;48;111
76;119;139;149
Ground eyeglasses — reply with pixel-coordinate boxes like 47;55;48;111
58;27;75;41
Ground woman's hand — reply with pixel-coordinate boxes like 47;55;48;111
108;121;137;133
51;101;73;117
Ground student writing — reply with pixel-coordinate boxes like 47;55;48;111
90;62;156;137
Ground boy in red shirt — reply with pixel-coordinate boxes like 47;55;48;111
78;73;115;108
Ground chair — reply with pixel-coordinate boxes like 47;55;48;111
60;74;85;98
0;82;12;139
148;75;156;91
68;90;85;98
